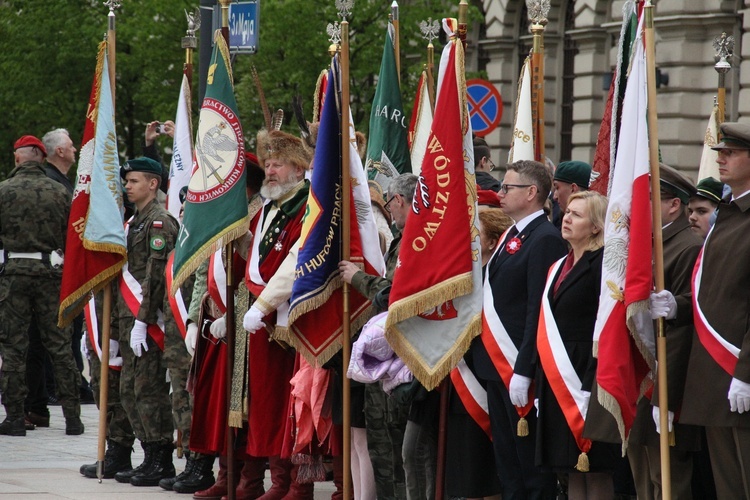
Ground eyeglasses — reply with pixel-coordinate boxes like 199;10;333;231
384;194;399;212
487;158;496;172
499;183;533;194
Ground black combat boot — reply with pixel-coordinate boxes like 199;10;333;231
0;416;26;437
172;454;216;494
130;442;176;487
65;416;85;435
80;440;133;478
115;441;155;483
159;450;193;491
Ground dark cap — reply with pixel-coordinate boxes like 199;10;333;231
712;122;750;150
477;189;501;207
120;156;163;179
14;135;47;157
659;163;695;205
554;161;592;189
694;177;724;204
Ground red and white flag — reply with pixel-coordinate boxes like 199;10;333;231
408;70;433;176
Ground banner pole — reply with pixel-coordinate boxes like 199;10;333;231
527;0;549;162
713;31;733;125
391;1;400;86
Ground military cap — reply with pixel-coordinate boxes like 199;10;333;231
120;156;163;178
554;161;592;189
659;163;695;205
14;135;47;157
256;130;312;170
695;176;724;204
712;122;750;150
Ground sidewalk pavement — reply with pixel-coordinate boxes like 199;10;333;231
0;404;336;499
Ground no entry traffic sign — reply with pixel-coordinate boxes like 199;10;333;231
467;79;503;137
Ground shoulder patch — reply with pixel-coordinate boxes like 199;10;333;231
150;235;166;251
153;220;163;228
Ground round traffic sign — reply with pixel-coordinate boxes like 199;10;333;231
466;79;503;137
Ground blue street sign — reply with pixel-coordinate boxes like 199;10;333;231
213;1;259;54
466;79;503;137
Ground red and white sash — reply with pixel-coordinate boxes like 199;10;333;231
166;252;188;339
537;257;591;455
208;247;227;313
692;226;739;375
450;360;491;439
84;296;122;370
119;262;166;351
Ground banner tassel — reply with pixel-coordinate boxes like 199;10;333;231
575;451;590;472
517;417;529;437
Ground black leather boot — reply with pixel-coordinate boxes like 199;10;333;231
172;454;216;494
130;442;176;487
80;441;133;479
159;451;193;491
115;441;154;483
0;416;26;436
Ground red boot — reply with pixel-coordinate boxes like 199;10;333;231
281;464;314;500
194;455;239;500
330;456;343;500
235;457;266;500
255;457;292;500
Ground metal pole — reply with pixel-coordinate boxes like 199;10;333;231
713;32;733;125
391;1;400;85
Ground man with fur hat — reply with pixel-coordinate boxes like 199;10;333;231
0;136;82;436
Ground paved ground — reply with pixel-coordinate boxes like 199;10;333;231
0;404;336;499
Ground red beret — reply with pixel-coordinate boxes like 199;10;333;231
14;135;47;157
477;188;501;207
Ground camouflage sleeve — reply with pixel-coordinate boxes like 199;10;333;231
137;215;178;324
187;259;210;325
350;271;391;302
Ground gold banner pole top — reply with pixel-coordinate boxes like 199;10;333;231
458;0;468;44
713;31;734;124
419;18;439;110
183;8;201;67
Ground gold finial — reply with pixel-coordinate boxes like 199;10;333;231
525;0;550;27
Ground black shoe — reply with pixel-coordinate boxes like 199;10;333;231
115;442;154;484
130;443;176;487
65;417;84;435
0;417;26;436
26;411;50;427
24;417;36;431
47;395;60;406
80;386;96;405
81;441;133;479
172;455;216;494
159;452;194;491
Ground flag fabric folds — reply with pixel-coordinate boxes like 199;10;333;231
508;56;535;163
592;18;655;448
698;104;720;181
384;25;482;391
59;41;127;327
287;58;386;366
408;70;433;177
170;31;249;295
166;73;194;218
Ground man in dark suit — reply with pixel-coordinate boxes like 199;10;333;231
473;159;567;499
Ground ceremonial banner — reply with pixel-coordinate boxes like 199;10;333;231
698;104;720;181
166;73;194;218
385;27;482;391
366;22;412;192
593;19;654;447
287;59;385;366
171;31;249;294
507;56;535;163
59;41;127;327
408;70;433;177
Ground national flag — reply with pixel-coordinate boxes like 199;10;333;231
287;57;386;367
365;21;412;192
408;70;433;176
698;103;720;181
166;73;194;218
384;22;483;391
58;41;127;327
592;17;655;448
170;31;249;295
507;56;535;163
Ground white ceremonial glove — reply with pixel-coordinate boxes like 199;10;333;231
509;374;532;407
243;306;266;334
109;339;123;367
652;405;674;434
582;390;591;418
649;290;677;320
729;378;750;414
185;322;199;357
534;398;539;417
130;320;149;358
210;316;227;340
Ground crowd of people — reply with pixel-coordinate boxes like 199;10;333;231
0;117;748;500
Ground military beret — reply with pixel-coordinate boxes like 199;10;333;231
554;161;592;189
659;163;695;205
477;189;501;207
120;156;163;179
712;122;750;150
14;135;47;157
695;176;724;204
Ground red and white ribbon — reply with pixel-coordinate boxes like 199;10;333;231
450;359;491;439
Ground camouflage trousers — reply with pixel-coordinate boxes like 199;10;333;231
364;382;409;500
0;275;80;419
119;313;173;445
163;304;193;450
86;333;135;449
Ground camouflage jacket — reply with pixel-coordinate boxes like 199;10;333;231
0;161;71;277
351;232;402;301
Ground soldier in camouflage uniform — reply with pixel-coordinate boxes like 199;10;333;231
339;173;418;500
0;135;82;436
112;157;179;487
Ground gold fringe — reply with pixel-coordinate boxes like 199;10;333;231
228;410;244;428
90;41;106;129
57;261;125;327
213;30;234;89
592;340;599;359
312;69;327;123
626;299;657;371
575;452;590;472
385;272;473;328
82;240;127;255
517;417;529;437
597;385;629;456
287;276;342;325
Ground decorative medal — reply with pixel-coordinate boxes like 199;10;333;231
506;237;522;254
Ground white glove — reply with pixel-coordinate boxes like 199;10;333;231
650;290;677;320
130;320;149;358
652;405;674;434
243;306;266;333
109;339;122;367
729;377;750;413
582;390;591;418
185;322;199;357
509;374;532;407
534;398;539;417
210;316;227;340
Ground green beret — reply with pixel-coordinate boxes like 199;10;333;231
554;161;592;189
659;163;695;205
695;177;724;204
712;122;750;150
121;156;163;179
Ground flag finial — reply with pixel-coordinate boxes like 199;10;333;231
419;18;440;44
525;0;550;27
103;0;121;14
335;0;354;21
183;7;201;49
